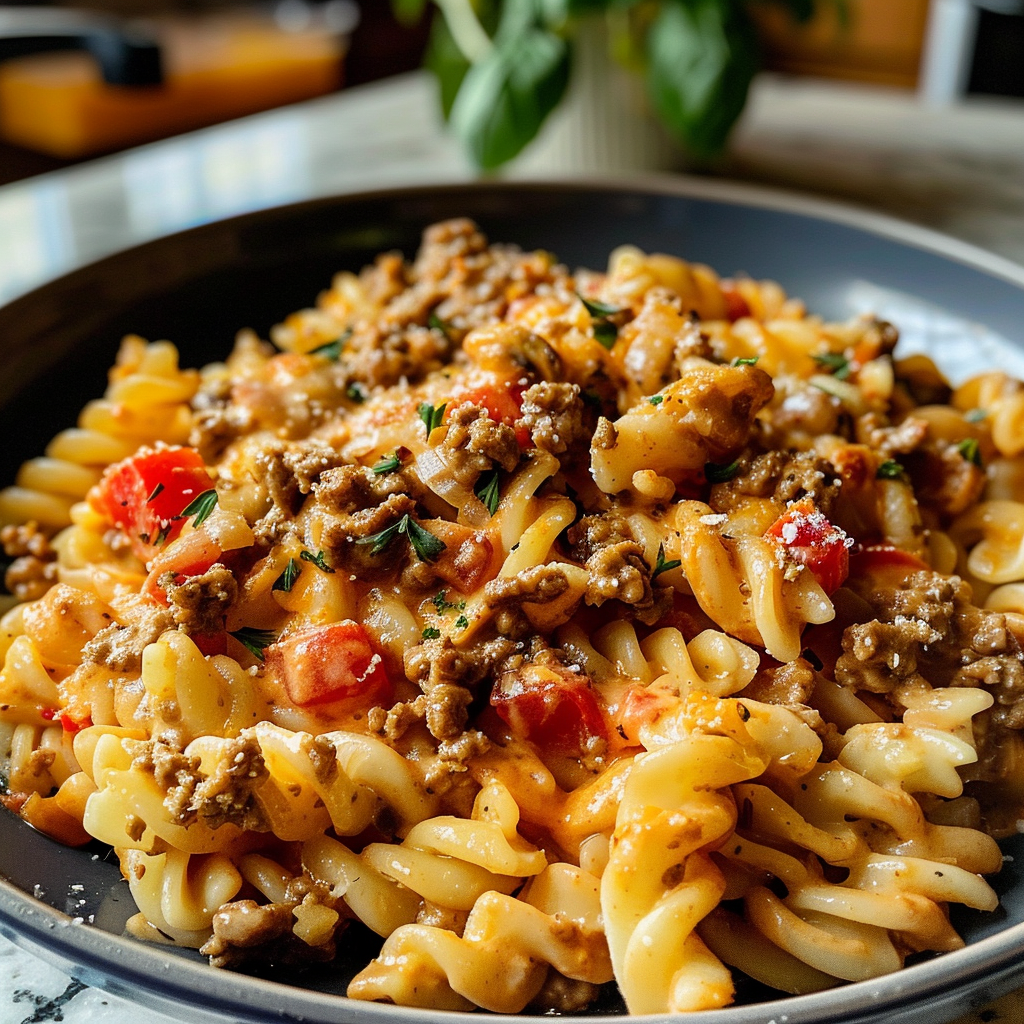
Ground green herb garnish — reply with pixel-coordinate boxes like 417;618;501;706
704;460;739;484
649;395;664;406
652;543;682;581
578;293;622;350
428;312;454;339
958;437;982;467
300;549;335;574
966;408;988;423
813;352;851;380
876;460;905;480
475;469;501;516
418;401;447;437
454;614;470;630
152;525;170;547
357;515;447;562
146;482;165;503
229;627;278;662
422;626;441;640
732;356;759;367
372;452;403;475
272;558;300;593
433;589;466;614
310;328;352;361
346;382;368;404
180;489;218;527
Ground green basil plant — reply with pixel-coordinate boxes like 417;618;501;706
393;0;834;170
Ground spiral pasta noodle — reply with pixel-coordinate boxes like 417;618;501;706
0;218;1022;1015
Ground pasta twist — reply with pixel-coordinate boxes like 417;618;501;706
0;337;199;529
347;861;612;1012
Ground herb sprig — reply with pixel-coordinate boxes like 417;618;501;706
652;543;682;581
229;627;278;662
358;515;447;562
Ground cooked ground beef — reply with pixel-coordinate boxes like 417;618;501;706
201;876;345;969
82;607;175;673
566;512;656;616
711;450;841;516
165;565;238;635
484;565;570;608
836;569;1024;731
1;522;57;602
518;382;588;457
438;404;521;487
188;734;269;831
903;440;987;521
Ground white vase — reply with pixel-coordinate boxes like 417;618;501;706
509;15;684;177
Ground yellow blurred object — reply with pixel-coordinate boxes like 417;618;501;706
753;0;931;89
0;12;348;157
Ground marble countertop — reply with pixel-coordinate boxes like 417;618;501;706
1;69;1024;1023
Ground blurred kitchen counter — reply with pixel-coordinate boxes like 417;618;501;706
1;69;1024;308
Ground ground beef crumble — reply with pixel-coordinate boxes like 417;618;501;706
165;564;238;634
1;522;58;602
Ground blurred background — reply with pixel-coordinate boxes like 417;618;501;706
0;0;1021;186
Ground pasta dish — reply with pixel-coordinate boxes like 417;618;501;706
1;218;1023;1014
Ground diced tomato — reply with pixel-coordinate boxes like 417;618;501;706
491;664;608;756
450;377;531;448
264;622;392;711
420;520;498;594
142;525;222;604
720;283;751;322
613;685;676;746
192;631;228;657
90;447;214;562
850;543;930;576
59;712;92;734
764;498;851;595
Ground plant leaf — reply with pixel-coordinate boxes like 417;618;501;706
449;28;570;169
272;558;300;592
426;8;473;120
181;489;218;526
475;469;501;515
652;543;682;580
406;518;447;562
300;549;335;573
645;0;758;160
229;627;278;662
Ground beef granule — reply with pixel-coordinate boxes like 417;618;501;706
439;404;521;487
1;522;58;602
339;323;453;391
711;450;840;516
188;734;269;831
165;565;239;635
567;512;656;615
82;608;175;673
837;568;1024;731
518;382;589;457
903;440;986;521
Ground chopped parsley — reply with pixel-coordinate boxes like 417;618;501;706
180;488;218;527
300;549;335;573
372;452;403;475
229;627;278;662
652;543;682;581
272;558;300;593
475;469;501;516
428;312;454;339
418;401;447;437
704;460;739;484
578;293;623;350
649;395;664;406
432;589;466;614
958;437;982;466
357;515;447;562
146;482;165;503
454;614;470;630
422;626;441;640
346;381;368;404
310;328;352;361
813;352;851;380
152;525;170;547
732;356;759;367
876;459;906;480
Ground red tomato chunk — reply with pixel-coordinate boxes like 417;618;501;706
265;622;392;711
764;498;851;595
90;447;214;562
491;664;607;756
451;379;531;448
